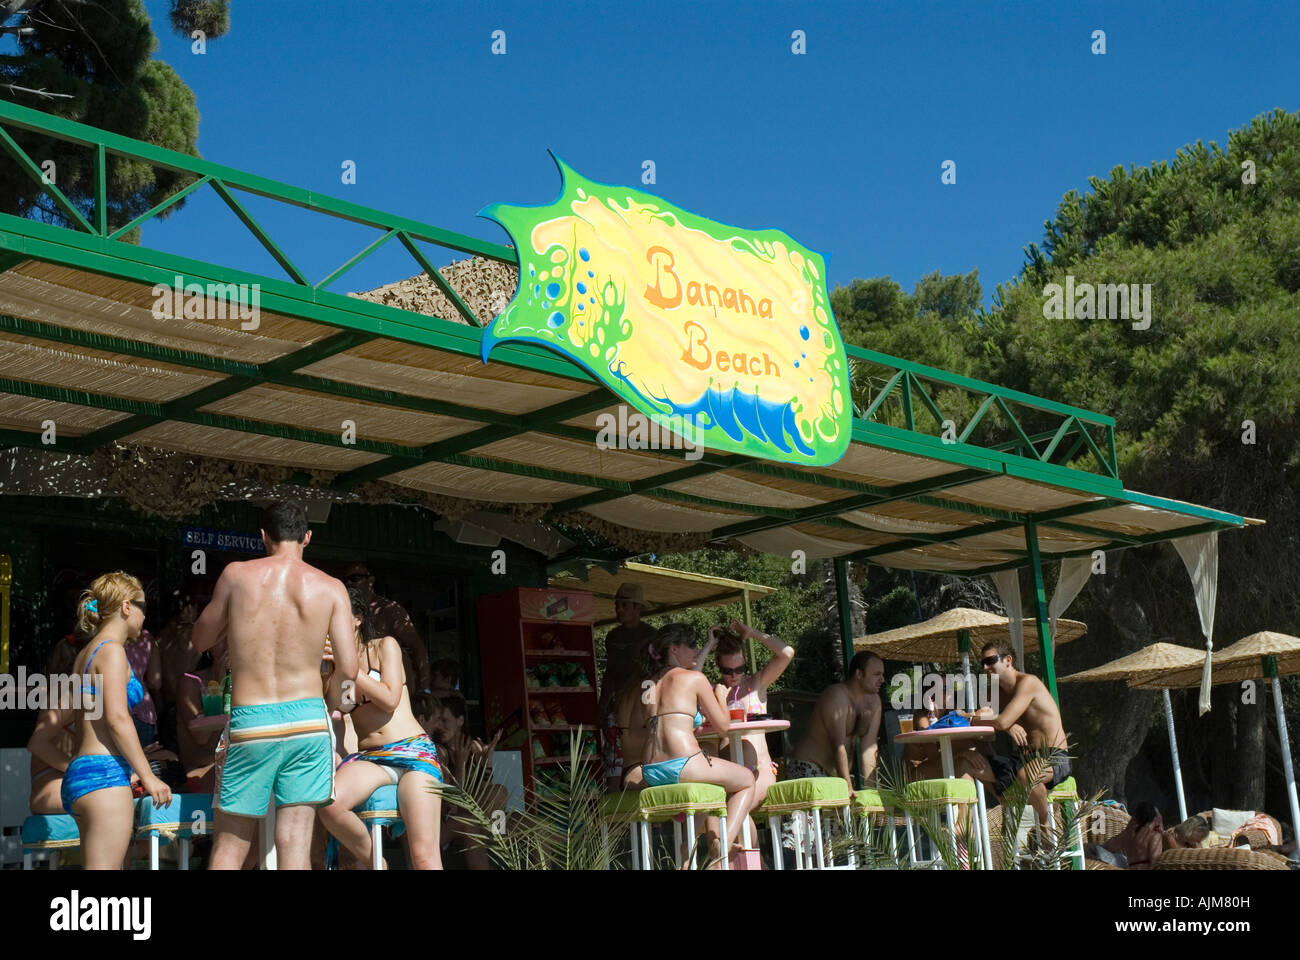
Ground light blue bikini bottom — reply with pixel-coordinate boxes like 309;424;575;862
642;751;702;787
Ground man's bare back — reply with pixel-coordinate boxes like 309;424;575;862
794;684;877;774
197;554;356;706
196;554;356;702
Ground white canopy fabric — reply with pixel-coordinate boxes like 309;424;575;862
1172;532;1219;715
990;569;1024;665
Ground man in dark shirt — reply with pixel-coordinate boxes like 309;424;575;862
342;562;432;697
597;582;656;720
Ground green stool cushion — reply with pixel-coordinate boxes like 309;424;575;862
1048;777;1078;802
600;791;643;821
638;784;726;820
904;778;977;807
759;777;850;814
850;789;886;814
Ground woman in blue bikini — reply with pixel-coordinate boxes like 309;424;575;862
641;623;756;860
65;572;173;869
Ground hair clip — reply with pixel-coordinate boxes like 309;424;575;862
86;598;99;613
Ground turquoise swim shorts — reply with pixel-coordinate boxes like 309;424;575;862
215;697;335;816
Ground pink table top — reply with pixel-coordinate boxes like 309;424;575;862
696;719;790;739
189;714;228;731
894;725;995;743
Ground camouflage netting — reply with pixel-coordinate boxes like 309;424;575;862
349;254;519;325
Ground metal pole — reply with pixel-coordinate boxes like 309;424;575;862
958;628;974;712
1024;521;1058;703
1162;689;1188;822
1266;656;1300;862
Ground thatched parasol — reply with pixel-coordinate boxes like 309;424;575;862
1132;632;1300;861
1059;642;1207;822
856;607;1087;663
857;607;1086;716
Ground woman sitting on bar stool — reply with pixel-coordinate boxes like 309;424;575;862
318;587;443;869
641;623;756;859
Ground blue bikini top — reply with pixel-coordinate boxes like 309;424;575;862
82;639;145;710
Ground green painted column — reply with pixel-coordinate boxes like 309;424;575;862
834;557;860;787
1024;520;1059;703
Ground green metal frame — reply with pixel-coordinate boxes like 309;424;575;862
0;100;1247;580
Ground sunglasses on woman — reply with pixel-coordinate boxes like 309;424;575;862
719;665;746;676
130;598;147;613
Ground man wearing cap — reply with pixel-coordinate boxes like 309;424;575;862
598;583;657;719
598;583;657;789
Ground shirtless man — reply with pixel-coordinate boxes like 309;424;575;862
193;501;357;870
789;651;884;796
969;640;1070;828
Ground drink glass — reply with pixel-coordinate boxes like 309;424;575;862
898;714;915;734
729;707;745;722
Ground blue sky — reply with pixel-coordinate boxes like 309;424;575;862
133;0;1299;308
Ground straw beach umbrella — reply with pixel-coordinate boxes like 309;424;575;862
1059;643;1207;821
857;607;1087;710
1132;632;1300;860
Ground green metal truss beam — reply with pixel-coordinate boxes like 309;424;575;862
0;98;1138;499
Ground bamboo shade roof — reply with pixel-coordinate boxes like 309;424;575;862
549;560;777;626
0;98;1251;574
0;251;1252;573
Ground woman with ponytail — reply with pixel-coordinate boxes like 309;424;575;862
66;572;172;868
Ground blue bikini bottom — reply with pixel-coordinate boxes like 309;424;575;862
642;752;703;787
61;754;132;814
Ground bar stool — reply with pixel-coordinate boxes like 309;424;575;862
598;791;642;869
1046;777;1085;870
635;784;728;870
902;778;983;869
758;777;851;870
21;814;79;869
136;793;213;869
325;784;405;869
849;788;901;866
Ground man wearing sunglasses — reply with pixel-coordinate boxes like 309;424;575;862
341;562;432;699
711;619;794;812
968;641;1071;831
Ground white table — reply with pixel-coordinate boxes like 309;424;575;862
894;725;995;870
697;718;791;850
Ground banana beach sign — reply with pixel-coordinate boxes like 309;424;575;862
480;158;851;466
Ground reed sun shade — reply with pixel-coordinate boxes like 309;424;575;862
0;99;1251;574
549;561;777;627
857;607;1087;662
